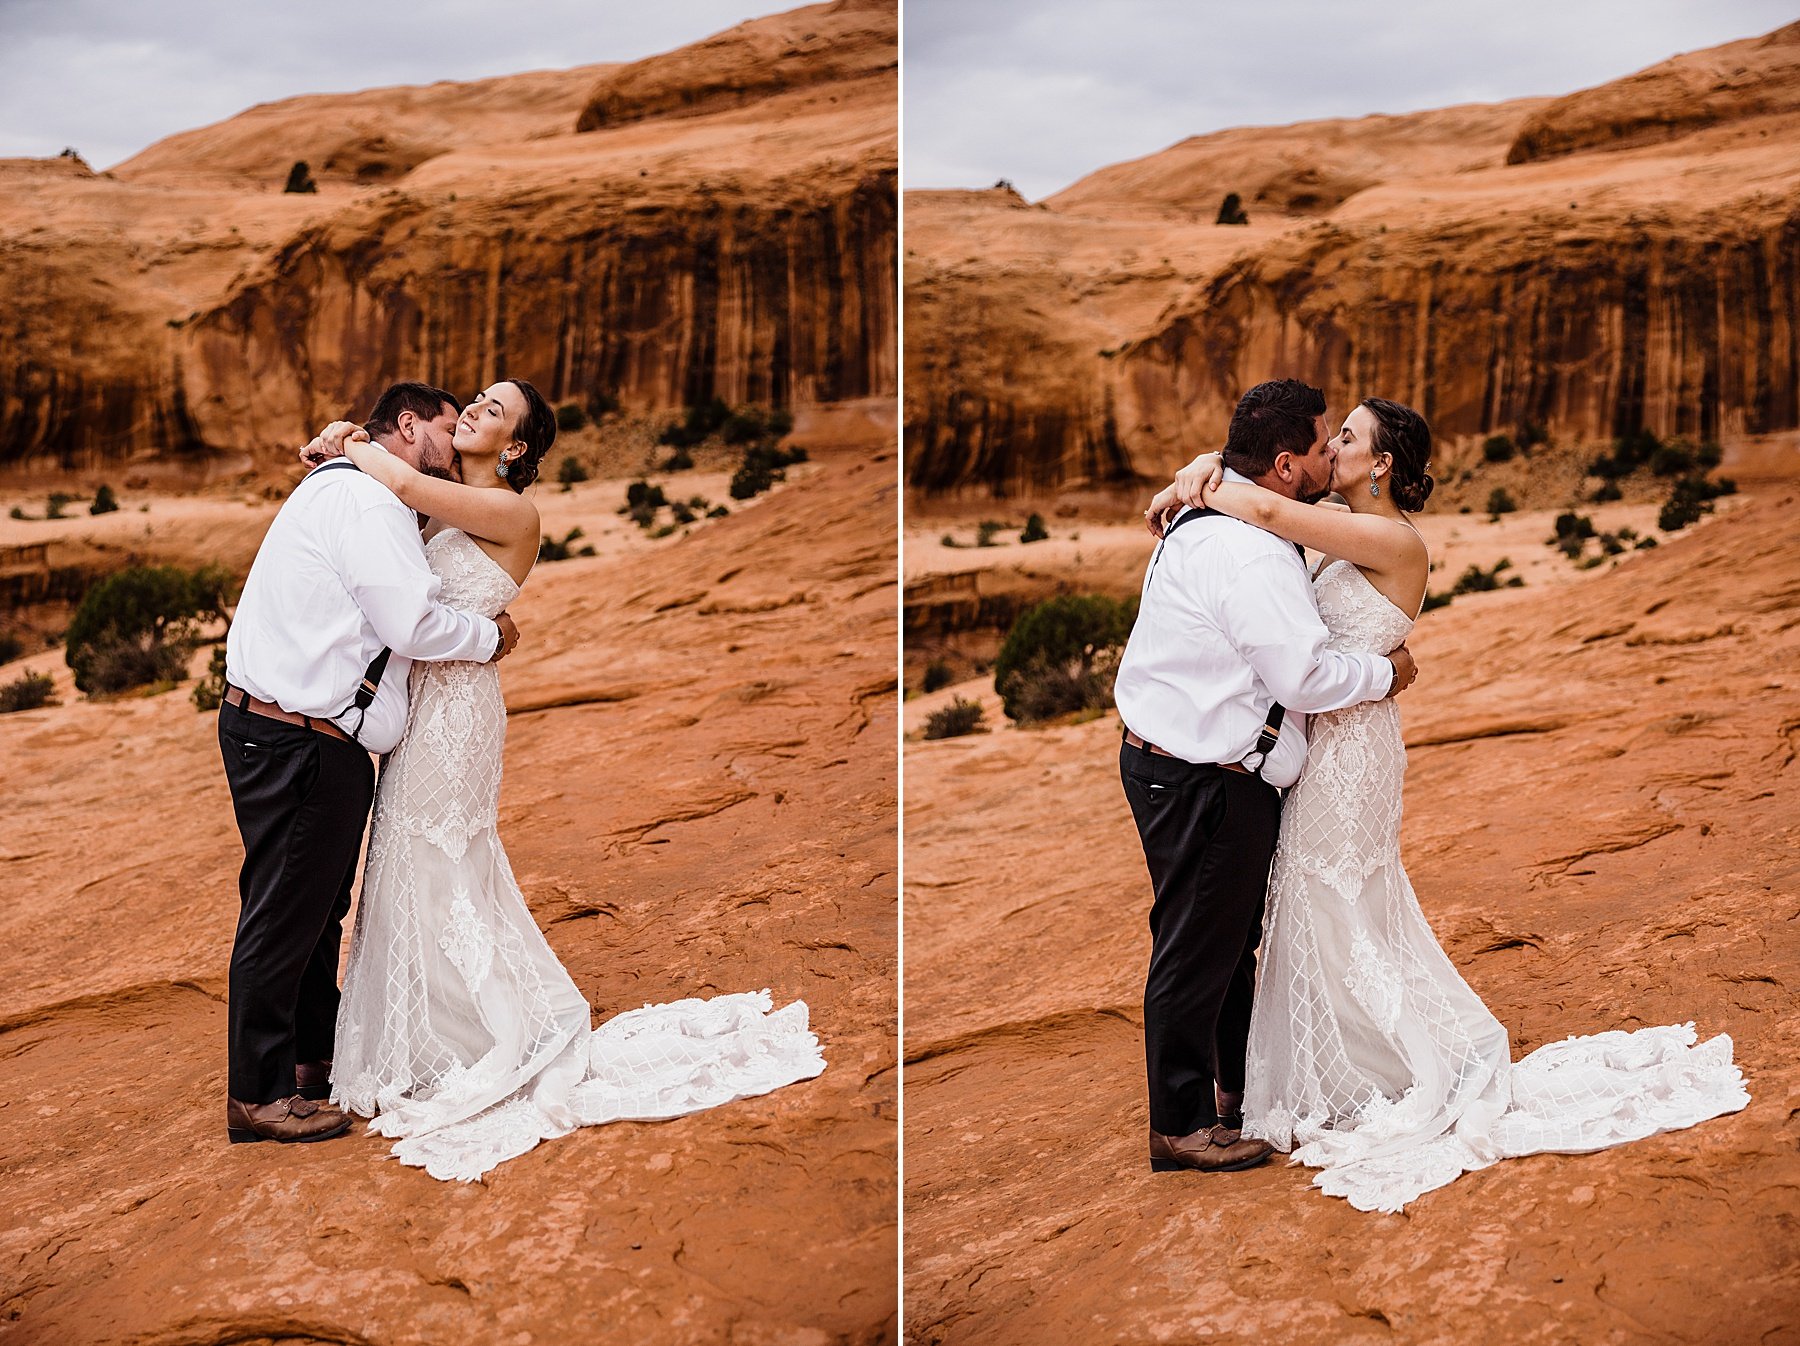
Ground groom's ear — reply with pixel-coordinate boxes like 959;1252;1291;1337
1270;450;1296;484
394;410;417;444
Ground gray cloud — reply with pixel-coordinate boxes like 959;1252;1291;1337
904;0;1799;199
0;0;800;169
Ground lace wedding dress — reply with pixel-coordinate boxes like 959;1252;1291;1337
1241;558;1748;1213
332;528;825;1181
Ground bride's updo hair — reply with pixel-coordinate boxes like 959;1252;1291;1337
1361;397;1434;513
500;378;557;493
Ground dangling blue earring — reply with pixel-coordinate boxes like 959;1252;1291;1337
1370;470;1380;498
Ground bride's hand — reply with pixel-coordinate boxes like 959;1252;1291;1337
1174;451;1225;506
1144;482;1183;537
300;420;366;467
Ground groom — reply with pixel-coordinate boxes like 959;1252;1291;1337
217;381;520;1144
1113;378;1417;1174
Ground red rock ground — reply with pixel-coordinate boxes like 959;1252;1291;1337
0;408;898;1345
902;451;1800;1345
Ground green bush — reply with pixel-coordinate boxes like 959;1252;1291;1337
0;670;56;713
1481;435;1515;463
90;484;119;515
1590;481;1622;503
722;408;769;445
922;659;954;694
976;520;1005;547
1659;474;1735;532
923;697;987;740
661;448;695;472
192;646;227;710
625;480;668;511
1423;558;1523;611
1216;192;1248;225
555;402;588;433
1485;488;1516;516
283;160;318;194
729;442;807;501
556;456;589;489
1020;513;1050;544
994;593;1137;723
588;390;621;418
1518;421;1549;450
538;527;597;561
46;492;74;520
0;633;23;664
1649;442;1694;476
65;564;230;695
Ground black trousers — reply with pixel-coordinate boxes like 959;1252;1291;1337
1120;737;1283;1140
218;697;374;1103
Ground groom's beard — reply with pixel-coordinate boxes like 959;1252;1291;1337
1298;482;1332;505
419;451;463;484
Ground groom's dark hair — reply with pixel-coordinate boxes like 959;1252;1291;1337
365;382;459;439
1222;379;1327;478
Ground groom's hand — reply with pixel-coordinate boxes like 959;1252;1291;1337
1383;644;1418;698
488;611;521;663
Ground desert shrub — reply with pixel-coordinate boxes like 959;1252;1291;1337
556;456;589;489
1695;441;1723;470
65;564;230;695
1485;488;1516;517
538;527;596;561
940;533;963;548
1481;435;1515;463
588;389;620;418
0;670;56;713
1216;192;1248;225
90;484;119;515
1519;421;1549;450
661;448;695;472
1551;512;1596;542
46;492;74;519
729;442;807;500
1649;442;1695;476
994;593;1137;723
1020;513;1050;544
768;409;795;437
1424;558;1523;610
1659;474;1736;532
657;421;700;450
722;408;770;444
192;646;227;711
8;507;27;520
922;659;954;694
1590;481;1622;503
554;402;588;432
923;697;987;740
976;520;1005;547
0;633;23;664
283;161;318;194
625;480;667;512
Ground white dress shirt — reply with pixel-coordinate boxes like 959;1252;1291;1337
1113;476;1394;788
225;462;500;754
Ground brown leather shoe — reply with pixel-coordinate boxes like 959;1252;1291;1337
295;1060;332;1102
227;1094;353;1144
1149;1124;1274;1174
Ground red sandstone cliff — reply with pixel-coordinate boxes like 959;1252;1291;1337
905;21;1800;497
0;0;896;471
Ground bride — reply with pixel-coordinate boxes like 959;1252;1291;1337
302;379;824;1182
1147;397;1748;1212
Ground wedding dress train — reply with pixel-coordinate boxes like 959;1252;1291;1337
333;528;825;1181
1241;559;1748;1212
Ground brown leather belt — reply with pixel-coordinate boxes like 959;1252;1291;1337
1123;729;1253;776
224;685;356;745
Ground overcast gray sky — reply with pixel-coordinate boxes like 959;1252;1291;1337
0;1;798;169
905;0;1799;199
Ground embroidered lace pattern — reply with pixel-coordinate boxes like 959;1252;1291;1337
332;529;825;1181
1241;560;1748;1212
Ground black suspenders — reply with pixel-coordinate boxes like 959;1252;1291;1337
1149;506;1291;779
310;458;393;744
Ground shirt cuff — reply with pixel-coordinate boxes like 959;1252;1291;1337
483;618;503;662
